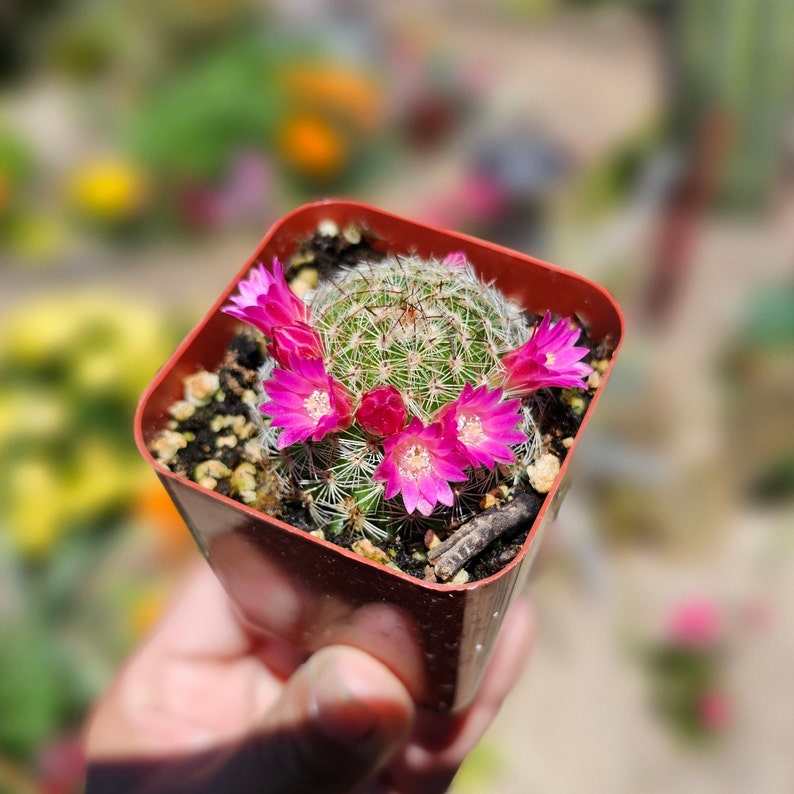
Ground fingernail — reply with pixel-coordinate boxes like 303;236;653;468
308;656;381;744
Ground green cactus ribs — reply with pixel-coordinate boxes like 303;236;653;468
312;255;527;418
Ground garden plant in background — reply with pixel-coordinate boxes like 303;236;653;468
643;599;734;744
0;295;184;792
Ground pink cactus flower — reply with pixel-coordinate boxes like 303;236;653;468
667;599;723;648
268;322;324;367
374;417;468;516
262;357;353;449
501;311;592;396
438;383;526;468
222;258;309;338
440;250;468;270
697;689;733;731
356;385;408;437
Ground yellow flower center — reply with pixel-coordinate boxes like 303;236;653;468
397;443;431;478
304;389;331;420
545;352;556;366
457;414;484;447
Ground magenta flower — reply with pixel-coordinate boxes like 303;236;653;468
356;385;408;437
697;689;733;731
666;599;723;648
267;322;324;367
440;250;467;270
438;383;527;469
501;311;592;396
374;417;468;516
262;356;353;449
222;258;309;338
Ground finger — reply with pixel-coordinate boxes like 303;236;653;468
252;645;415;794
146;560;254;659
316;603;427;703
382;594;535;793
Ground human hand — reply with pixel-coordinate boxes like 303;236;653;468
84;561;534;794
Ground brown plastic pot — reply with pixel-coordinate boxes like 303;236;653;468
134;199;624;711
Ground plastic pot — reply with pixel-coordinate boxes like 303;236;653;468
134;199;624;711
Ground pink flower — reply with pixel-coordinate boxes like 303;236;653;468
697;689;733;731
356;385;408;437
267;322;324;367
262;357;353;449
374;417;468;516
501;311;592;396
667;599;723;648
440;250;467;270
438;383;526;468
222;258;309;338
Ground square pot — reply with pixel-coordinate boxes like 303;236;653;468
135;199;624;711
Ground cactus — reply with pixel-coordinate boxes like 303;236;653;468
222;250;592;543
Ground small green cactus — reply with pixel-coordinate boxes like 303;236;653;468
248;254;540;541
220;245;593;545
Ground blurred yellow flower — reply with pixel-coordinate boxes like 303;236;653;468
0;390;69;443
62;438;147;519
6;459;67;557
0;292;180;559
1;294;172;393
67;158;149;222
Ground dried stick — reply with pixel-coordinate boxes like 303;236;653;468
428;491;542;581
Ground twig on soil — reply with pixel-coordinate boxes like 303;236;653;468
427;491;542;581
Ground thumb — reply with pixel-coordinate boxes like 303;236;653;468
253;645;415;793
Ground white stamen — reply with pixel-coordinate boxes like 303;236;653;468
397;443;432;479
303;389;331;420
457;414;485;447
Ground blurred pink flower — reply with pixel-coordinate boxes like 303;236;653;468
697;689;733;731
222;258;309;338
37;734;85;794
501;311;592;396
356;385;408;437
667;599;723;648
262;357;353;449
458;173;508;219
438;383;526;468
268;322;324;367
374;417;468;516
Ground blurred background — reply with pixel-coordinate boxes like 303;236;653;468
1;0;793;791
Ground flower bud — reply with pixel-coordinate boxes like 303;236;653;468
356;385;408;437
268;322;324;367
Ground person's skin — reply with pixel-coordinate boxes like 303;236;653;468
84;561;534;794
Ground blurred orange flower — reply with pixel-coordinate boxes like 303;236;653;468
281;64;384;135
136;477;195;561
276;113;348;182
